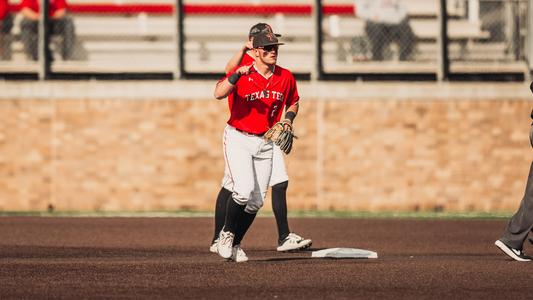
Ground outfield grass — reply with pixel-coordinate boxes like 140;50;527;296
0;210;514;219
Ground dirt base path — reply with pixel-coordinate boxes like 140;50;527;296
1;217;531;299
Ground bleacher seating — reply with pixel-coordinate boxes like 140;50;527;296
0;0;504;73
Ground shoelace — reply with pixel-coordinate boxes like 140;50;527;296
220;232;234;246
289;233;302;240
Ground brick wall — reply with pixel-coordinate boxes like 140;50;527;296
0;97;531;212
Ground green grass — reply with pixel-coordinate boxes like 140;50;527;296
0;210;514;219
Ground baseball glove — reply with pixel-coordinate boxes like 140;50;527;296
264;120;296;154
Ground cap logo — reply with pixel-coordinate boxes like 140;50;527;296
266;33;274;41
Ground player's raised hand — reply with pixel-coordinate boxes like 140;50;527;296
244;40;253;50
236;64;252;76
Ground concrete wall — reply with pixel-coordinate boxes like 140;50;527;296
0;81;532;212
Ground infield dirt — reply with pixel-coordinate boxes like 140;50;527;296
0;217;531;299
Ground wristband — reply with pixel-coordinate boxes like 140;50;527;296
285;111;296;123
228;73;241;85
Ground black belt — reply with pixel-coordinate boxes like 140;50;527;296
235;128;265;137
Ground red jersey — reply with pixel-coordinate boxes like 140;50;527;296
0;0;8;20
21;0;68;16
240;52;255;66
222;64;300;135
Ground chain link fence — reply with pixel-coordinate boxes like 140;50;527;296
323;0;429;74
0;0;531;78
448;0;528;73
0;0;176;74
182;0;312;74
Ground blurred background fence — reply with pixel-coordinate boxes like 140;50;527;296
0;0;531;80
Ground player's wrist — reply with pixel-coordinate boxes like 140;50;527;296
285;111;296;124
228;72;241;85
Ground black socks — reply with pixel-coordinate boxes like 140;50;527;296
214;180;291;244
272;181;290;241
234;211;257;246
223;196;246;233
212;187;232;242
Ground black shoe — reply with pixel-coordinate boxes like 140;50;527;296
495;240;532;261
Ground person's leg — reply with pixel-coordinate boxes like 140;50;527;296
20;18;39;61
211;187;232;244
210;132;238;249
232;139;273;245
396;19;415;61
233;210;256;246
0;14;14;60
365;21;384;61
269;146;312;251
500;161;533;249
51;17;75;60
216;126;257;259
0;20;5;60
223;196;246;236
269;145;290;240
272;181;290;240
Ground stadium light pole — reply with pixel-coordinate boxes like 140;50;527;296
174;0;184;79
437;0;449;81
312;0;324;81
38;0;51;80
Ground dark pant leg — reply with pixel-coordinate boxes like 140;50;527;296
365;21;386;61
51;17;75;60
20;18;39;61
0;14;14;60
500;161;533;249
394;19;416;61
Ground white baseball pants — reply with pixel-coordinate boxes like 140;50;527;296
222;125;273;213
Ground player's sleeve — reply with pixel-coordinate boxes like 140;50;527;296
240;54;254;66
217;65;240;85
20;0;32;9
285;73;300;108
55;0;68;10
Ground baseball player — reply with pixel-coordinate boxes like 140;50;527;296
213;31;300;262
210;23;312;255
494;82;533;262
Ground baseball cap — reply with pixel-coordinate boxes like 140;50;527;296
253;31;284;48
249;23;282;38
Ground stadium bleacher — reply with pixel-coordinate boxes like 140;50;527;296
0;0;525;74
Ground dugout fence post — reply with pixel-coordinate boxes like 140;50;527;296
38;0;51;80
437;0;449;81
174;0;184;79
312;0;324;81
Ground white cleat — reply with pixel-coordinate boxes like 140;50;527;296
217;230;234;259
229;245;249;263
495;240;532;262
209;239;218;253
277;233;313;252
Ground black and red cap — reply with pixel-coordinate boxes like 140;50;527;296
252;31;284;48
249;23;282;38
